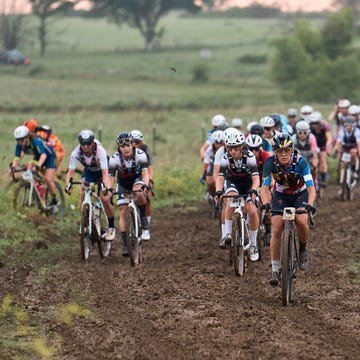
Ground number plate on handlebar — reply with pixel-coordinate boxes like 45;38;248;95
22;170;33;181
341;152;351;163
230;198;244;208
282;207;296;221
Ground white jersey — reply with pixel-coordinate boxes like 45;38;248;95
214;146;225;166
68;140;108;172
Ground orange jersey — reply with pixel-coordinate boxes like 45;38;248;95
36;131;65;162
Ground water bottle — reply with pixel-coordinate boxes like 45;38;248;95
35;182;46;200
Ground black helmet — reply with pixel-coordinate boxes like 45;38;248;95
343;115;356;125
270;113;282;127
250;123;264;137
272;133;293;151
116;132;132;146
78;129;95;146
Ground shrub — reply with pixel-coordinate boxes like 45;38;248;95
191;63;209;83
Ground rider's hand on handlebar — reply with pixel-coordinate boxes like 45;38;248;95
213;190;223;203
261;203;271;212
305;204;316;215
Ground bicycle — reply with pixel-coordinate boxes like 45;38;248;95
224;194;259;277
336;151;356;201
114;190;144;266
67;179;112;260
11;166;65;218
272;207;313;306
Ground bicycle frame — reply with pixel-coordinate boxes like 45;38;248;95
338;151;354;201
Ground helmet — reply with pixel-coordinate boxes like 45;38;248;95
116;131;132;146
300;105;313;115
231;118;243;127
211;114;226;127
245;134;263;149
272;133;293;151
78;129;95;146
343;115;355;125
295;120;310;133
287;108;297;117
309;111;322;123
338;99;351;108
270;113;282;127
211;130;224;143
249;123;264;137
130;129;144;141
348;105;359;115
260;116;275;128
224;128;245;146
37;125;52;135
14;125;29;140
246;121;257;133
23;119;38;133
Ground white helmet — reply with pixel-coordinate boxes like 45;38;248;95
300;105;313;115
309;111;322;123
245;134;263;149
212;114;226;127
224;128;245;146
14;125;29;140
296;120;310;133
348;105;359;115
231;118;243;127
246;121;257;133
260;116;275;128
130;129;144;141
287;108;297;117
338;99;351;108
211;130;224;143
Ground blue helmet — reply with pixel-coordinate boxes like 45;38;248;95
116;132;132;146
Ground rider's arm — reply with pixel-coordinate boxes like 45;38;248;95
260;185;272;205
260;156;274;205
307;185;316;208
65;168;75;185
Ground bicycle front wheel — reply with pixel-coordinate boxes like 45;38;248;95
13;183;40;214
126;207;141;266
231;213;245;277
80;204;91;260
281;229;294;306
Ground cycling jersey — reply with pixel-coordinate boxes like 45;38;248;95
263;152;314;194
14;137;56;169
336;127;360;151
293;133;318;161
311;121;330;151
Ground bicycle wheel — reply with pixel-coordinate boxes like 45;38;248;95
231;213;245;277
126;207;140;266
45;181;65;218
80;203;91;260
281;229;294;306
13;183;40;214
95;208;111;258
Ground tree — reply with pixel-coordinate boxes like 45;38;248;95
29;0;74;56
0;0;26;50
90;0;201;51
197;0;229;11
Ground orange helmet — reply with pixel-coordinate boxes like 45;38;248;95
23;119;38;133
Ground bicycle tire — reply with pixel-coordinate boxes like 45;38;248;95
95;208;110;259
13;182;41;213
80;203;91;260
126;207;141;266
281;229;294;306
231;213;245;277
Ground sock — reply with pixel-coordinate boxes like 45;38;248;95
146;216;151;225
272;260;281;273
108;217;114;228
138;205;146;218
224;219;232;236
221;223;226;238
121;232;127;244
249;230;258;247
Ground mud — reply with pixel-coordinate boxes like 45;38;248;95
1;186;359;359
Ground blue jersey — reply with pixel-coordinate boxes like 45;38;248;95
263;153;314;194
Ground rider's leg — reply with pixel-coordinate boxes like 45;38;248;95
270;215;284;272
246;201;259;247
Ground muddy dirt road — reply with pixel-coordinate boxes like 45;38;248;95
1;186;359;359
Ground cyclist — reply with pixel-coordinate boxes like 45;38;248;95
130;129;154;234
260;133;316;286
286;108;298;135
65;129;115;241
11;125;59;207
330;99;351;142
309;111;332;187
300;105;313;122
108;132;150;256
260;116;276;153
293;120;319;191
215;128;260;262
246;121;258;136
231;118;243;131
202;130;225;199
334;115;360;186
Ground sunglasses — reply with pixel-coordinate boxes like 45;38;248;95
228;145;242;152
117;138;132;146
249;147;261;151
297;131;308;135
133;139;142;144
264;127;272;131
17;138;27;143
214;140;224;144
275;148;292;155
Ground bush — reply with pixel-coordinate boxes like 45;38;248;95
191;63;209;83
238;54;267;64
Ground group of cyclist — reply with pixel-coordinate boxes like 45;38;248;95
11;121;153;257
200;98;360;285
